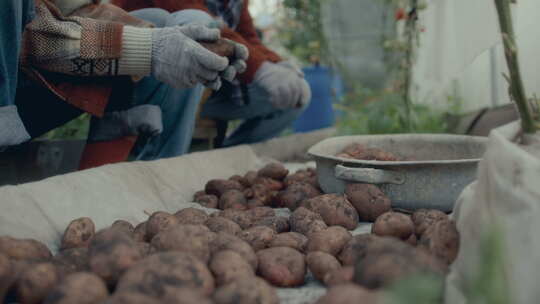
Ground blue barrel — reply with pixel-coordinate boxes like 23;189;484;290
293;65;342;133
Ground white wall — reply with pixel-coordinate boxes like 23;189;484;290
412;0;540;112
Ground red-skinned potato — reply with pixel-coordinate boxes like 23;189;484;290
44;272;109;304
103;293;161;304
338;234;380;266
52;247;89;275
418;219;459;264
218;210;253;229
301;194;359;230
252;216;290;233
210;250;255;286
151;225;214;263
110;220;134;237
206;179;244;197
146;211;179;240
269;232;308;253
205;216;242;235
246;207;275;221
257;247;306;287
372;212;414;240
306;251;341;282
323;266;355;286
345;184;391;222
307;226;352;256
133;222;148;243
196;194;219;209
219;190;247;210
411;209;448;236
290;207;328;236
258;163;289;180
61;217;96;250
175;208;209;225
16;263;60;304
238;226;276;251
0;254;13;299
210;232;258;270
213;277;279;304
0;236;52;261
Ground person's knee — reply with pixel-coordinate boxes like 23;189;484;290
167;9;216;27
131;8;171;28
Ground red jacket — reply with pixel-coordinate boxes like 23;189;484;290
111;0;281;83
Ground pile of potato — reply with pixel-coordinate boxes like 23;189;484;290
336;143;403;161
0;163;459;304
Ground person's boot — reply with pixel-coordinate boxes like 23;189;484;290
0;105;30;151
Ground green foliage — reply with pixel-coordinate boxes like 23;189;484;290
39;114;90;140
383;273;445;304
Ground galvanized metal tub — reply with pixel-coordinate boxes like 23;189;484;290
308;134;488;212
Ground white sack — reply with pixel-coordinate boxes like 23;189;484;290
446;121;540;304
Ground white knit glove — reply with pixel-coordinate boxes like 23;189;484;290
151;25;229;90
220;39;249;82
0;105;30;148
252;61;312;110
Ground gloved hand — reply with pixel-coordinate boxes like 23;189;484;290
220;39;249;82
277;60;305;78
252;61;312;110
88;105;163;142
151;25;230;90
0;105;30;148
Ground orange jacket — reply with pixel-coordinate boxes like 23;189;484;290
111;0;281;83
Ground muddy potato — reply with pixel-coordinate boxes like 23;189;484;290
258;163;289;180
116;252;215;297
372;212;415;240
0;236;52;261
315;284;377;304
238;226;276;251
244;184;274;206
60;218;96;250
205;216;242;235
146;211;179;240
136;242;153;257
111;220;134;237
406;234;418;246
213;277;278;304
323;266;355;286
163;288;215;304
307;226;352;256
218;209;253;229
88;229;142;286
194;190;208;202
252;216;290;233
246;199;266;209
219;190;247;210
257;247;306;287
44;272;108;304
275;182;322;210
196;194;219;209
206;179;244;197
211;233;258;270
151;225;213;263
338;234;380;266
345;184;391;222
284;169;319;188
210;250;255;286
0;254;13;299
269;232;308;252
16;263;59;304
289;207;328;236
243;171;258;187
246;207;275;221
306;251;341;282
52;248;89;275
411;209;448;236
253;177;284;191
301;194;359;230
418;220;459;264
175;208;210;225
133;222;148;242
229;174;248;186
103;293;161;304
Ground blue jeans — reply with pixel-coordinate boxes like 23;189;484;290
0;0;34;105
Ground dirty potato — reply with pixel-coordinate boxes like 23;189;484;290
206;179;244;197
196;194;219;209
269;232;308;253
151;225;213;263
345;184;391;222
338;234;381;266
289;207;328;236
211;233;258;270
411;209;448;236
146;211;179;240
253;177;285;192
323;266;355;286
243;171;259;187
315;284;377;304
16;263;59;304
175;208;209;225
306;251;341;282
116;252;215;297
210;250;255;286
110;220;134;237
257;247;306;287
52;247;89;275
275;182;322;210
418;220;459;264
246;207;275;221
258;163;289;180
0;254;13;299
219;190;248;210
218;209;253;229
213;277;278;304
205;216;242;235
44;272;109;304
307;226;352;256
372;212;415;240
238;226;276;251
252;217;290;233
301;194;359;230
0;236;52;261
103;293;161;304
61;218;96;250
162;288;214;304
193;190;208;202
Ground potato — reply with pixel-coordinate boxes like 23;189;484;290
133;222;148;242
229;174;248;186
219;190;247;210
406;234;418;246
200;39;236;58
323;266;355;286
418;220;459;264
284;169;319;188
210;250;255;286
372;212;414;240
246;207;275;221
103;293;160;304
151;225;213;263
52;248;89;275
88;229;142;286
258;163;289;180
315;284;377;304
136;242;153;257
411;209;448;236
211;233;258;270
0;236;52;261
218;209;253;229
244;184;275;205
238;226;276;251
289;207;328;236
175;208;209;225
206;179;244;197
213;277;278;304
196;194;219;209
307;251;341;282
162;288;214;304
252;216;290;233
338;234;380;266
60;218;96;250
243;171;258;187
111;220;134;237
193;190;207;202
146;211;179;240
275;182;322;210
301;194;359;230
307;226;352;256
0;254;13;299
205;216;242;235
44;272;109;304
253;177;285;191
345;184;391;222
257;247;306;287
269;232;308;252
339;143;400;161
116;252;215;297
246;199;266;209
16;263;59;304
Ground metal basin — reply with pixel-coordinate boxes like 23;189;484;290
308;134;487;212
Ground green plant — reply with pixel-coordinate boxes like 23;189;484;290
39;114;90;141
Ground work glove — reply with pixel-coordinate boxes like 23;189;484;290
0;105;31;149
252;61;312;110
220;39;249;82
277;60;305;78
151;25;229;90
88;105;163;142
